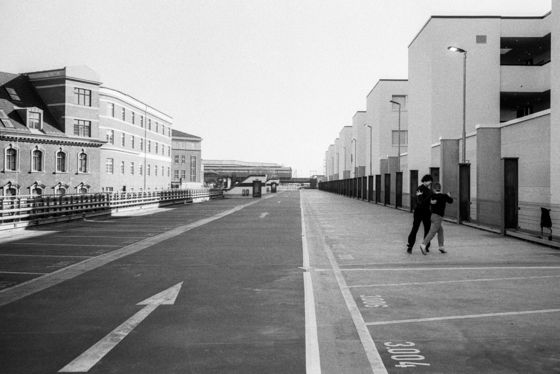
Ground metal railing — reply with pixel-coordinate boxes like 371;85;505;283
0;188;223;229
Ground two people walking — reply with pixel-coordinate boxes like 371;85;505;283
407;174;453;255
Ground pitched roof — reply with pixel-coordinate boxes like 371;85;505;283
172;129;202;140
0;71;62;135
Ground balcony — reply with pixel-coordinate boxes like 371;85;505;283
500;63;550;93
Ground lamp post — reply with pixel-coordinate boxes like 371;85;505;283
351;137;357;177
448;46;467;163
363;124;372;175
389;100;402;171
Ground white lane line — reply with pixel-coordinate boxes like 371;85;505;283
347;274;560;288
0;271;47;275
0;200;262;307
259;212;269;219
339;266;560;272
365;308;560;326
303;198;387;373
300;192;320;374
0;254;91;259
9;243;119;248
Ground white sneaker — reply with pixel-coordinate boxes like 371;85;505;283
419;244;427;255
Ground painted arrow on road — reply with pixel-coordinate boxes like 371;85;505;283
59;282;183;373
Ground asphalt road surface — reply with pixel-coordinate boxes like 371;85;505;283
1;190;559;373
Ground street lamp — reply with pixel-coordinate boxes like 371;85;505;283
363;124;372;175
351;137;357;177
389;100;402;171
448;45;467;163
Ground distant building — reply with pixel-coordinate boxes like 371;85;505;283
203;160;292;188
171;129;202;188
0;66;173;195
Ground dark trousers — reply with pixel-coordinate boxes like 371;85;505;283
407;210;431;249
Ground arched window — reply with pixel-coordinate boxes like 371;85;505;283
6;148;17;171
32;149;43;172
78;152;88;173
56;150;66;172
31;186;42;196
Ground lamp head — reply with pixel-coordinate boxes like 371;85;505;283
389;100;400;106
448;46;466;53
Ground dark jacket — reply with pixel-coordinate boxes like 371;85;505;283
430;193;454;217
415;184;433;213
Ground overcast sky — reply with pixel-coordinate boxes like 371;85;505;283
0;0;551;177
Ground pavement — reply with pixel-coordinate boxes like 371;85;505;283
302;189;560;373
0;190;559;373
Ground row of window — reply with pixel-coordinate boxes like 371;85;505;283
105;130;170;156
4;147;88;173
107;102;171;137
2;184;88;197
173;168;197;182
105;158;170;178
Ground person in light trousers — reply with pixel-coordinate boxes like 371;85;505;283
419;182;453;254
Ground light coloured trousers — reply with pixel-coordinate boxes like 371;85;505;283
422;214;444;247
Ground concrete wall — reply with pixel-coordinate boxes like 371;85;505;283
475;127;502;229
352;111;368;177
551;3;560;218
439;139;459;219
339;126;352;179
501;112;551;233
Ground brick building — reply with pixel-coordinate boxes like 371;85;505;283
171;129;202;188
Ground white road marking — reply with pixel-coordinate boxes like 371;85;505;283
59;282;183;373
259;212;269;219
0;253;90;259
0;271;47;275
339;266;560;272
302;198;387;373
365;308;560;326
347;274;560;288
300;192;321;373
9;243;119;248
0;199;262;307
338;254;354;260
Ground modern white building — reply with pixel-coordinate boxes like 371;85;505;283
351;111;367;178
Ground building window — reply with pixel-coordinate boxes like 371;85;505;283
28;110;42;129
107;130;114;144
168;128;171;137
5;148;17;171
131;135;135;149
73;119;91;137
190;156;197;182
174;155;179;163
120;161;125;174
181;155;186;164
148;119;151;131
121;132;125;147
108;103;115;117
155;164;158;176
391;95;407;111
130;162;135;175
147;164;151;176
131;112;135;124
155;142;158;154
391;130;408;146
121;107;126;121
74;88;92;106
139;164;143;176
106;158;114;174
476;35;487;44
167;167;170;177
168;148;170;157
140;138;144;151
162;125;165;135
180;170;186;179
56;150;67;172
147;140;151;153
174;170;179;179
155;122;159;132
32;149;42;172
31;186;42;196
78;152;88;173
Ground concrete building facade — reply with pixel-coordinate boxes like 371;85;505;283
171;129;202;189
351;111;367;177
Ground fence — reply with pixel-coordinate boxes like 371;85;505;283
0;188;223;230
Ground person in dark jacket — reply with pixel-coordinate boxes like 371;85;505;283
420;182;454;254
406;174;433;254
